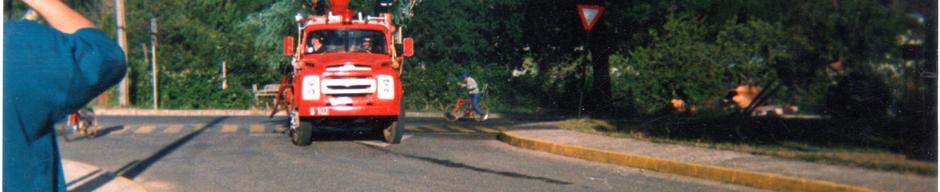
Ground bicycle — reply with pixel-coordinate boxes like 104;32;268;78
445;85;489;122
59;108;97;142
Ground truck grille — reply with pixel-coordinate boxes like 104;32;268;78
321;78;375;95
326;64;372;71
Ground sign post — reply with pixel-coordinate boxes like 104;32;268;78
576;4;604;118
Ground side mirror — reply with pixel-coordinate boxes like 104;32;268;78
283;36;294;56
402;37;414;57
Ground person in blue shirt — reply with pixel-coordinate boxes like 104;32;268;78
4;0;126;191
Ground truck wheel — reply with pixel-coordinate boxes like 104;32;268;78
383;102;404;144
383;121;402;144
292;120;313;146
291;109;313;146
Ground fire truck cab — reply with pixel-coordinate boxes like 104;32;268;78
280;0;413;146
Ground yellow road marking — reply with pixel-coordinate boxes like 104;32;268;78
192;124;208;131
426;125;448;132
449;125;474;133
409;127;430;132
135;126;155;134
222;125;239;133
110;125;133;135
164;125;183;133
250;124;265;133
403;125;420;131
477;126;500;133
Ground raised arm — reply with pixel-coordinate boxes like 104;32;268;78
20;0;96;33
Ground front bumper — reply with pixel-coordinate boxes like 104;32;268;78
299;105;399;117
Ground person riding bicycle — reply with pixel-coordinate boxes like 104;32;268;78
458;72;487;120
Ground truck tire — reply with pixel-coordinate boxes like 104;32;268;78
383;102;404;144
292;120;313;146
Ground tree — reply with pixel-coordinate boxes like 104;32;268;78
616;15;724;114
402;0;525;111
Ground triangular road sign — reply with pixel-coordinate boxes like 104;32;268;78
577;4;605;32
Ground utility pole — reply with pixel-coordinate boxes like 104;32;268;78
150;17;159;111
222;60;228;90
141;43;150;107
114;0;129;106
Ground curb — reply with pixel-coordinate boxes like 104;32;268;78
63;159;148;192
497;131;876;192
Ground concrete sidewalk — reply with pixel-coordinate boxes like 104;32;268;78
500;127;937;192
63;159;147;192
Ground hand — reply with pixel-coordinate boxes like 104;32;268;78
20;0;96;33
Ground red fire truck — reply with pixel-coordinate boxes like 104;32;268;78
275;0;414;146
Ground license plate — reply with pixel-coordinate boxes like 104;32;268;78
330;97;353;105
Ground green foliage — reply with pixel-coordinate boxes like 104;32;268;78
402;0;526;112
716;19;802;84
615;15;806;114
118;0;283;109
29;0;922;118
238;0;299;70
616;16;724;114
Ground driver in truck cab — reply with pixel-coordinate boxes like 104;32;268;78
458;72;487;120
359;37;374;53
306;34;325;53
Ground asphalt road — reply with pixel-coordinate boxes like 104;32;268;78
58;116;761;191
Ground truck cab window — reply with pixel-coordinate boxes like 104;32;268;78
306;30;387;54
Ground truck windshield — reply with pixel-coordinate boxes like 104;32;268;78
305;30;387;54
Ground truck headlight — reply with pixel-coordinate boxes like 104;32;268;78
376;75;394;100
302;75;320;100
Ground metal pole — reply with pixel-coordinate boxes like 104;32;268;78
577;33;591;118
141;43;150;108
114;0;129;106
222;60;228;90
151;17;159;111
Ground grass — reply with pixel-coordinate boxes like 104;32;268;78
557;117;937;176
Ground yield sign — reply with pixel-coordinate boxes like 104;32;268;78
577;4;605;32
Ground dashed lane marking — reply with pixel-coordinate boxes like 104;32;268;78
404;126;430;132
164;125;183;133
222;125;238;133
426;125;448;132
109;123;505;135
110;125;132;135
414;127;434;132
192;124;209;131
477;126;500;134
250;124;265;133
357;141;390;148
450;125;474;133
134;126;155;134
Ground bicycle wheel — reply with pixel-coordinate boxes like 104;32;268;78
60;124;76;142
81;121;97;139
445;111;459;122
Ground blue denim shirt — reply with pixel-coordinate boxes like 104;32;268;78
3;20;126;191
